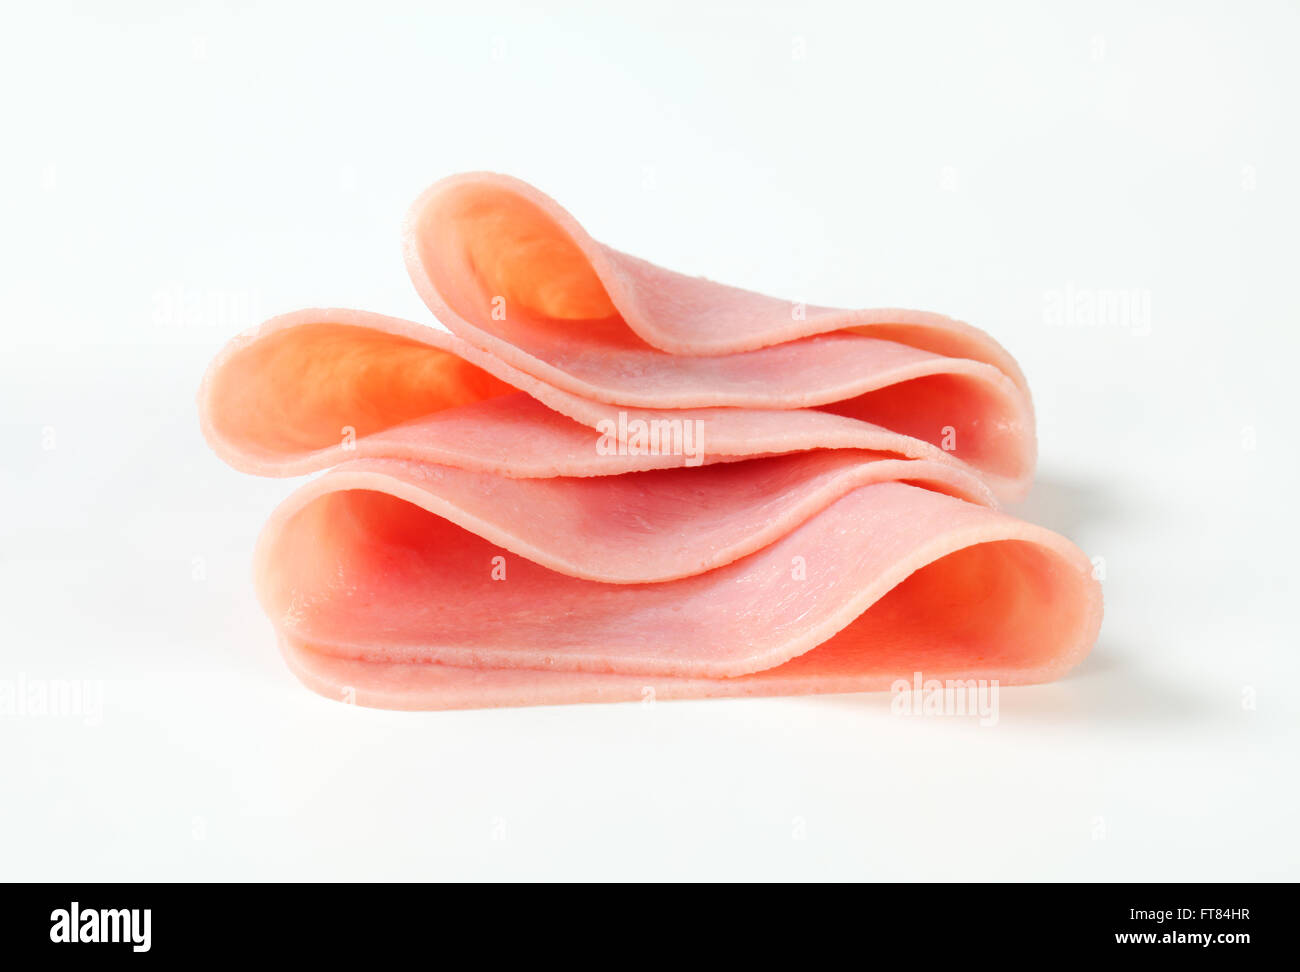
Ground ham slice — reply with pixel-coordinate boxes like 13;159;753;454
199;308;999;485
199;174;1102;712
264;474;1099;710
403;174;1035;501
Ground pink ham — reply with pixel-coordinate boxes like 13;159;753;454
262;473;1099;710
199;308;1002;487
403;174;1035;501
198;174;1102;712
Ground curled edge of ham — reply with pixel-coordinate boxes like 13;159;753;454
198;308;1032;500
402;171;1034;371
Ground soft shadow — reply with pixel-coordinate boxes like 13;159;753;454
1003;472;1131;536
995;642;1221;729
816;641;1223;731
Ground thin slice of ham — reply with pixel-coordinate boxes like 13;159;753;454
199;308;1029;499
258;469;1099;710
257;451;996;588
403;173;1036;499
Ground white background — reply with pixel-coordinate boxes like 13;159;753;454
2;1;1297;881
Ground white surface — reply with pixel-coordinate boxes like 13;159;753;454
2;1;1297;881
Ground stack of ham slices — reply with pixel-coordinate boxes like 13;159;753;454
199;173;1102;711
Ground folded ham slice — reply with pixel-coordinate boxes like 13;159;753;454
264;472;1099;710
199;308;1003;488
199;174;1102;712
403;174;1035;501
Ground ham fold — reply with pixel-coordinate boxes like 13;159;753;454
403;173;1036;500
199;174;1101;712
